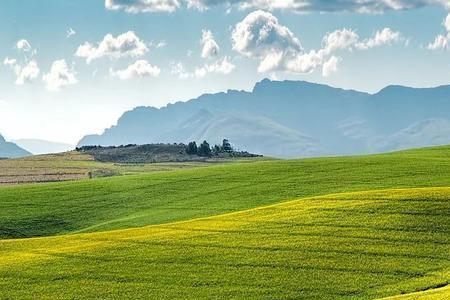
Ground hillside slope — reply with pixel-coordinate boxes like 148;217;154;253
1;145;450;239
1;188;449;299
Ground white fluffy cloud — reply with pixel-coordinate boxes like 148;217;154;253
356;28;403;50
172;57;235;79
232;11;404;76
105;0;180;13
42;59;78;91
15;60;40;85
16;39;32;52
195;57;235;78
171;28;234;79
3;57;40;85
428;13;450;50
231;11;317;73
322;56;340;77
76;31;148;63
231;10;302;73
428;34;450;50
171;62;192;79
323;28;359;53
284;50;323;74
445;13;450;31
112;60;161;80
201;30;220;58
232;10;302;58
4;39;40;85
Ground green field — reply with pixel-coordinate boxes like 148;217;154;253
1;146;450;239
1;188;449;299
0;151;261;185
1;146;450;299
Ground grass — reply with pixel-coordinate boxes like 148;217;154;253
382;285;450;299
0;188;449;299
1;146;450;239
0;151;260;185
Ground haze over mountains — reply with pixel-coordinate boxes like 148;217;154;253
0;135;31;158
12;139;74;155
77;79;450;158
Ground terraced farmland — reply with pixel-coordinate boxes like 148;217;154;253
0;151;251;185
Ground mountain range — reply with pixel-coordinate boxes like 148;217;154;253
78;79;450;158
0;135;31;158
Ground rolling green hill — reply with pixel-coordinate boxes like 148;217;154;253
1;145;450;299
0;188;449;299
1;146;450;239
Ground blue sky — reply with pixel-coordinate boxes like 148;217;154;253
0;0;449;144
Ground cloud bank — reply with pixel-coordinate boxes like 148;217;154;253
105;0;180;13
106;0;447;13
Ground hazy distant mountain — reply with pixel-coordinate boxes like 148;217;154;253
78;79;450;158
0;135;31;158
12;139;74;155
369;119;450;152
170;109;325;158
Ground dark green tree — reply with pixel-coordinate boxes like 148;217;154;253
186;141;198;155
198;140;211;157
213;144;221;155
222;139;233;153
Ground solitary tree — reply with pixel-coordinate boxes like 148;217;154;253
186;141;198;155
198;140;211;157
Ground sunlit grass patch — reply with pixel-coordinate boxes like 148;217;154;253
0;187;449;299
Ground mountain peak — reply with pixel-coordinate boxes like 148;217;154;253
375;84;450;97
375;85;412;96
252;78;358;95
253;78;313;92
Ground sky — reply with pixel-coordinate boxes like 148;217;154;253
1;0;450;144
